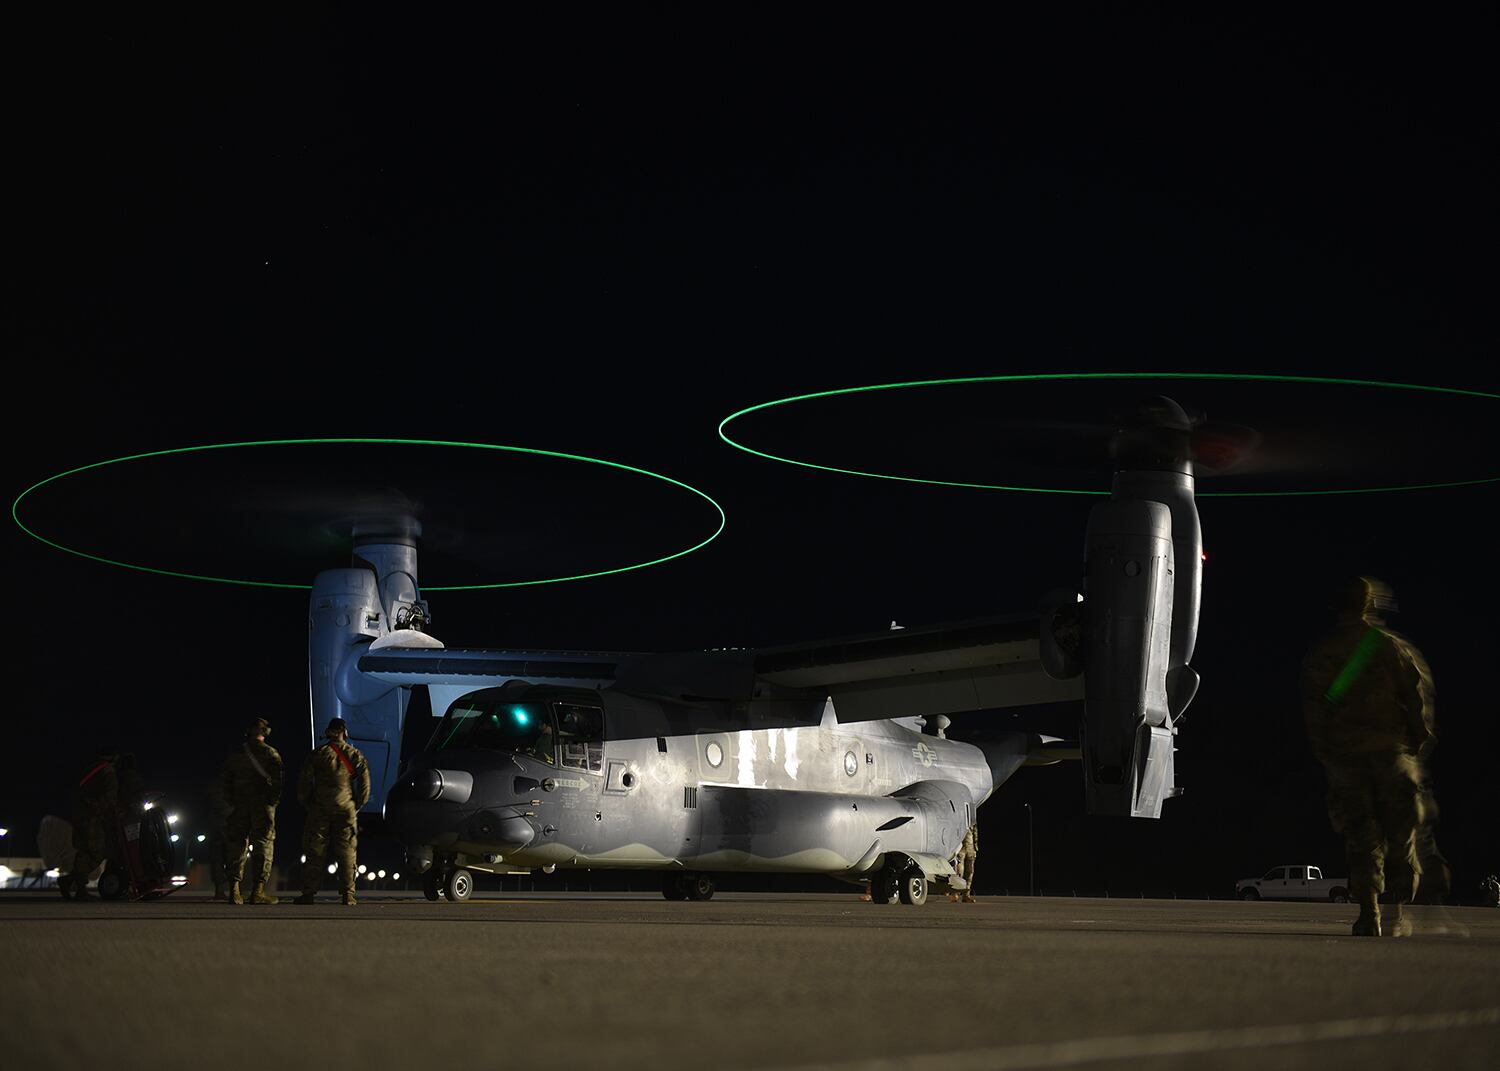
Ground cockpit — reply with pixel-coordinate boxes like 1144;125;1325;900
428;689;605;772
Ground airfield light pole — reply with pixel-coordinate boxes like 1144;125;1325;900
1023;804;1035;897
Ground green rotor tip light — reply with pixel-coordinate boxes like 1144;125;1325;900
12;438;726;590
718;373;1500;497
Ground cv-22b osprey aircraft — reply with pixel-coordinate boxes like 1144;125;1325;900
313;398;1207;905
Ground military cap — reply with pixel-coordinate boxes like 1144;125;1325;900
247;717;272;738
325;717;348;738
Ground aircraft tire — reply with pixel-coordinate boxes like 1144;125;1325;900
97;865;129;901
684;874;715;901
898;872;928;906
422;870;443;902
662;874;688;901
445;868;474;902
870;867;900;905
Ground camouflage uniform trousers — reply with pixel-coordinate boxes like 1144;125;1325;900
302;804;358;896
956;848;977;893
225;805;277;887
1324;751;1426;907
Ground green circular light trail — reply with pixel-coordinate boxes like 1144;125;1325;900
12;438;726;590
718;372;1500;497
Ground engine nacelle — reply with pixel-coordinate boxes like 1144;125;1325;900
1078;464;1200;819
308;536;429;813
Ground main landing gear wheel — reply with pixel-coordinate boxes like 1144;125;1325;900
97;865;129;901
869;866;901;905
683;874;715;901
422;870;444;902
898;872;928;906
662;873;688;901
445;868;474;902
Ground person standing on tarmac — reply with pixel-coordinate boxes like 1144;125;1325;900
221;717;283;905
949;822;978;903
294;718;370;906
1302;576;1435;937
62;746;121;899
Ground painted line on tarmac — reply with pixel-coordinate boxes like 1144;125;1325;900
783;1006;1500;1071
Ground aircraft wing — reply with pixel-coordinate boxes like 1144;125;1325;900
357;646;628;688
750;614;1083;722
355;616;1083;723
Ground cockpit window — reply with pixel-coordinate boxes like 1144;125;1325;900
431;700;555;763
555;703;604;772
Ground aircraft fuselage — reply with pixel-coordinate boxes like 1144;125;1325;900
385;685;1028;887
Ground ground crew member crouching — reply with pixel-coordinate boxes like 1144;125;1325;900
222;717;283;905
295;718;370;906
64;746;121;899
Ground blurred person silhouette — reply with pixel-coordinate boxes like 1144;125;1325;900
116;753;145;814
1302;577;1435;936
220;717;283;905
1480;875;1499;908
62;745;121;900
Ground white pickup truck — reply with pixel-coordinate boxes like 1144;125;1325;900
1236;865;1349;903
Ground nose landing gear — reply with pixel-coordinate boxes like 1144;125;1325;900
422;858;474;902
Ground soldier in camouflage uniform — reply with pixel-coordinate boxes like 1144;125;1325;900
1302;577;1434;937
949;823;978;903
221;717;283;905
63;746;120;899
294;718;370;906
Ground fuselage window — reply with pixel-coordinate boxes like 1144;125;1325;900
555;703;605;773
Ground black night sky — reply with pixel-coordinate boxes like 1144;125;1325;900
7;8;1495;898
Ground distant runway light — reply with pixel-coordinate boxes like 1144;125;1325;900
327;863;337;874
392;873;400;881
167;814;179;825
358;864;367;874
377;870;386;878
196;834;206;843
169;834;180;843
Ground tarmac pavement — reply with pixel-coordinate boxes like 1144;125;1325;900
2;891;1497;1070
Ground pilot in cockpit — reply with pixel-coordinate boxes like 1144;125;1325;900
527;720;555;765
